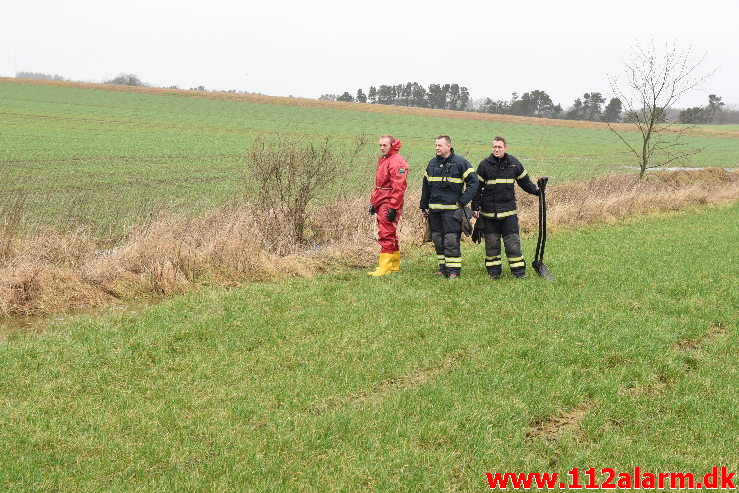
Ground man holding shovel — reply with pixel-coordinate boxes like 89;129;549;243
472;136;540;279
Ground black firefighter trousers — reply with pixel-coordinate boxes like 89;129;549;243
482;215;526;277
429;210;462;275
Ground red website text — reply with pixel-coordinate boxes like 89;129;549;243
486;466;736;489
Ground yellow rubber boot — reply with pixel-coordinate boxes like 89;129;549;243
389;251;401;272
368;253;394;277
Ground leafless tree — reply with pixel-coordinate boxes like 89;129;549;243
608;41;714;178
247;134;367;244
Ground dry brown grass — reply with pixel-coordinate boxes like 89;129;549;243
5;78;739;139
534;167;739;232
0;169;736;317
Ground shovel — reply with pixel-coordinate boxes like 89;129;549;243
532;176;554;280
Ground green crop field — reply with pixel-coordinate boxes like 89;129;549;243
2;80;739;234
698;124;739;131
1;80;737;492
0;203;736;492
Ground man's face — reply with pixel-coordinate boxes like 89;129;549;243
492;140;507;158
435;138;451;158
379;137;392;156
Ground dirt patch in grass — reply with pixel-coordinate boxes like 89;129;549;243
526;401;592;441
676;321;728;352
6;78;739;139
0;169;737;317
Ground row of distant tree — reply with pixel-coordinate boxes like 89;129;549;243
16;71;149;87
14;72;738;124
322;83;472;111
15;71;68;81
677;94;726;124
321;83;738;124
16;71;208;92
320;84;624;122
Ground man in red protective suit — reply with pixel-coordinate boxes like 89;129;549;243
368;134;409;277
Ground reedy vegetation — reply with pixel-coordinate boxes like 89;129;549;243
0;167;736;317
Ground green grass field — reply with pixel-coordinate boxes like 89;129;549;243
698;124;739;131
1;203;736;492
3;81;739;233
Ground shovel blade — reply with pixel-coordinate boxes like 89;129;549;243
532;261;554;281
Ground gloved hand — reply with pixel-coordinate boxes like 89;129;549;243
386;208;397;222
472;215;485;243
368;204;375;215
472;222;482;243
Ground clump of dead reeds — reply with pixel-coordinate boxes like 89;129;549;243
0;168;736;317
538;167;738;232
0;226;109;316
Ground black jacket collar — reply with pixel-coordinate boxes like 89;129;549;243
436;148;456;164
486;153;508;166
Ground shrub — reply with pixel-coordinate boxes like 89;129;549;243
247;134;367;244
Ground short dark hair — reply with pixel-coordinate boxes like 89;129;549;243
436;135;451;145
492;136;507;146
380;134;395;143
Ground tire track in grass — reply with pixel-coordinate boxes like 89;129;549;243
310;350;468;415
621;321;730;397
526;321;729;449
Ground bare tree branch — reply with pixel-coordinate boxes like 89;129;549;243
608;40;714;178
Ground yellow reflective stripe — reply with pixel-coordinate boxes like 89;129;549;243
509;262;525;268
508;256;524;262
462;167;474;179
484;178;515;185
517;170;528;180
485;261;502;266
477;174;484;182
429;203;459;210
480;210;517;218
485;256;501;260
426;177;464;184
424;172;430;180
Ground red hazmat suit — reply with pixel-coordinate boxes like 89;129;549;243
370;139;408;254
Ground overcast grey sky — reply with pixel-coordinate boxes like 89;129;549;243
2;0;738;107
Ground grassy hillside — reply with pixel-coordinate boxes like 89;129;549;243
2;80;739;233
1;203;736;492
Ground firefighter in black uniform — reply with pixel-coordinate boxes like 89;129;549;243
420;135;478;278
472;136;540;279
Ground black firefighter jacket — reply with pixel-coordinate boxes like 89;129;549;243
471;153;539;218
420;150;478;211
